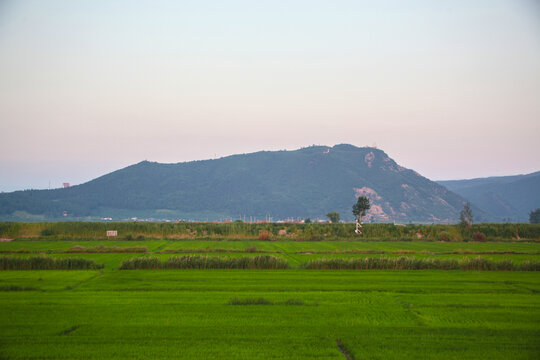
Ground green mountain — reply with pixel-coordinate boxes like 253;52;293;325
438;171;540;222
0;144;477;222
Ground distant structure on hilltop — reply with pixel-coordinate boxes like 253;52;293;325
62;183;71;188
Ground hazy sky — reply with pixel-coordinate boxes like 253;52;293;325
1;0;539;191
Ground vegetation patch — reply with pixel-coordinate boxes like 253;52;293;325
3;222;540;242
229;297;273;305
0;285;38;291
67;245;147;253
119;255;289;270
0;256;104;270
302;256;540;271
228;297;306;305
58;325;81;336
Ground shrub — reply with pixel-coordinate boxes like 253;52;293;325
40;228;55;236
438;231;451;241
258;231;270;241
473;232;487;242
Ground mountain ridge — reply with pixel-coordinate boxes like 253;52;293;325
438;171;540;222
0;144;482;222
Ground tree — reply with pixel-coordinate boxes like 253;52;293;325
530;209;540;224
352;196;371;222
352;196;370;235
326;211;340;223
304;218;312;224
459;202;473;229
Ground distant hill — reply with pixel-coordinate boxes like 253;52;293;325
438;171;540;222
0;144;480;222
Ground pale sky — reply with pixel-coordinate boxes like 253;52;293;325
1;0;539;192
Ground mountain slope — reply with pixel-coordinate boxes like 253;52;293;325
438;172;540;222
0;144;477;222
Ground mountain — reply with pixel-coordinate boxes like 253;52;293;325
438;171;540;222
0;144;479;223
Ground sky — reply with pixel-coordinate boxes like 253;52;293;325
0;0;539;192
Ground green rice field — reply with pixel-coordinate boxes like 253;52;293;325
1;232;539;359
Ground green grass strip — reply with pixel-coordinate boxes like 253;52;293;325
302;256;540;271
0;256;105;270
119;255;289;270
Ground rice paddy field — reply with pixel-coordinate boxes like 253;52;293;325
1;223;539;359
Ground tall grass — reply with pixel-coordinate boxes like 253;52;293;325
119;255;289;270
302;256;540;271
0;256;104;270
67;245;147;253
3;221;539;241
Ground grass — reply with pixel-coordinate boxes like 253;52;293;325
0;235;539;358
119;255;290;270
0;256;104;270
302;256;540;271
0;270;538;359
3;239;540;269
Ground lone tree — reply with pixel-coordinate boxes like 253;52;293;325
352;196;371;235
326;211;340;223
460;202;473;229
530;209;540;224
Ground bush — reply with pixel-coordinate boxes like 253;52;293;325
438;231;451;241
40;228;55;236
473;232;487;242
258;231;270;241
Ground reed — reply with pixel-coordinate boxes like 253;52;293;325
0;256;104;270
119;255;289;270
67;245;147;253
301;256;540;271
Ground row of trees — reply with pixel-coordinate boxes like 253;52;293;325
330;199;540;236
